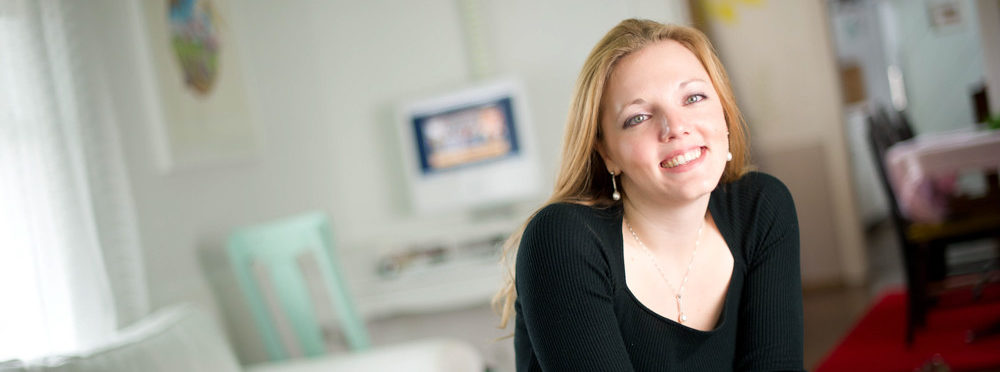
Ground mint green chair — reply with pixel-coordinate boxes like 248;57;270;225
227;212;370;361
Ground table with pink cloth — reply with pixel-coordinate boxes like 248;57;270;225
885;128;1000;223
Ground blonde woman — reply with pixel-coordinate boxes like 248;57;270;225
495;19;804;371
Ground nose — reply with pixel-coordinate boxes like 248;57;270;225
658;110;690;142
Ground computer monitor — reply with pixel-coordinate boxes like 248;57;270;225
396;78;541;214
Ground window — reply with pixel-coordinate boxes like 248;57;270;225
0;0;117;361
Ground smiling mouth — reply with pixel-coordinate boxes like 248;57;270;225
660;147;704;169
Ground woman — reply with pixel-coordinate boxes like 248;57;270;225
493;19;804;371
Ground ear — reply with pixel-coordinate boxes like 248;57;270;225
595;139;619;174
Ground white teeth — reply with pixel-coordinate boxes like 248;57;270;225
660;148;702;168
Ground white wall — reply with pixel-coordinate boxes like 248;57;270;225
888;0;986;133
829;0;895;109
829;0;894;226
77;0;687;363
977;0;1000;115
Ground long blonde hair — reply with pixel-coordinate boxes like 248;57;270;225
492;18;750;329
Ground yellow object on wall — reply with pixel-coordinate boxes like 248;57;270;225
702;0;765;25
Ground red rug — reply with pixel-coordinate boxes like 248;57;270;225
816;287;1000;372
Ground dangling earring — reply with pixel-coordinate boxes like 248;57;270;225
611;172;621;201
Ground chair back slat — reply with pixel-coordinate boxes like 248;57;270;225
228;212;370;361
867;107;909;228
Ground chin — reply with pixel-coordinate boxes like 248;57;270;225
666;175;720;202
690;162;726;194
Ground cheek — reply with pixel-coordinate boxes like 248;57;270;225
619;140;642;165
710;102;728;132
620;138;656;166
706;103;729;145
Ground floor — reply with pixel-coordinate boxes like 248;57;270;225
364;222;907;371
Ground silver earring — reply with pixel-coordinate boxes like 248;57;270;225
726;152;733;162
611;172;621;201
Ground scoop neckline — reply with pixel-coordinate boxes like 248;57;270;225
613;194;740;334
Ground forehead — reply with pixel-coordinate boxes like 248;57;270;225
605;40;709;95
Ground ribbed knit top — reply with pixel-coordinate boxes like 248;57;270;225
514;172;805;371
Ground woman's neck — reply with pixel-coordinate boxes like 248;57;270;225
622;194;710;254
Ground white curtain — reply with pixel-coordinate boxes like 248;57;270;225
0;0;148;362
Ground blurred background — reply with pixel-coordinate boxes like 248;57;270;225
2;0;997;371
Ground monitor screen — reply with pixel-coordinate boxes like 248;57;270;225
412;98;519;174
397;78;541;214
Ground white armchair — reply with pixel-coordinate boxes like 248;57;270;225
0;304;483;372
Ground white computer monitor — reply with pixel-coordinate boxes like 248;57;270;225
396;78;541;215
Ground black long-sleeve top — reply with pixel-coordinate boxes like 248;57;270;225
514;172;805;371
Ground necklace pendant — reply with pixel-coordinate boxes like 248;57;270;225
624;217;704;328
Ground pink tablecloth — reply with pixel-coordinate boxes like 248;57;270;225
885;129;1000;223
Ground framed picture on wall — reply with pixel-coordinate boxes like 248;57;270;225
137;0;260;172
927;0;964;32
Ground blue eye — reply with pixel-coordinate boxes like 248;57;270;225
685;94;707;105
624;114;649;127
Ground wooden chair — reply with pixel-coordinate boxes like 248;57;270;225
866;106;1000;345
227;212;371;361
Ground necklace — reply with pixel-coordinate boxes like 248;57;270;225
625;217;705;324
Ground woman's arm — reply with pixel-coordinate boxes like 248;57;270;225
516;204;635;371
734;176;806;371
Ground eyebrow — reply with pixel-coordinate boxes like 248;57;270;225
624;98;646;107
615;98;647;119
679;78;707;88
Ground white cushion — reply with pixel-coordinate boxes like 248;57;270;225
1;305;486;372
7;304;242;372
245;338;484;372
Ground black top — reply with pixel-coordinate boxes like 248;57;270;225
514;172;804;371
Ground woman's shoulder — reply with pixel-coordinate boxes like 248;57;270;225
529;202;619;228
717;174;799;264
720;171;795;207
713;171;796;227
518;202;619;269
728;171;791;195
521;202;619;250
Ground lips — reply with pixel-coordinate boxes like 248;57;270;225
660;147;705;169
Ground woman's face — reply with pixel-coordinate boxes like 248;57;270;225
598;40;729;205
